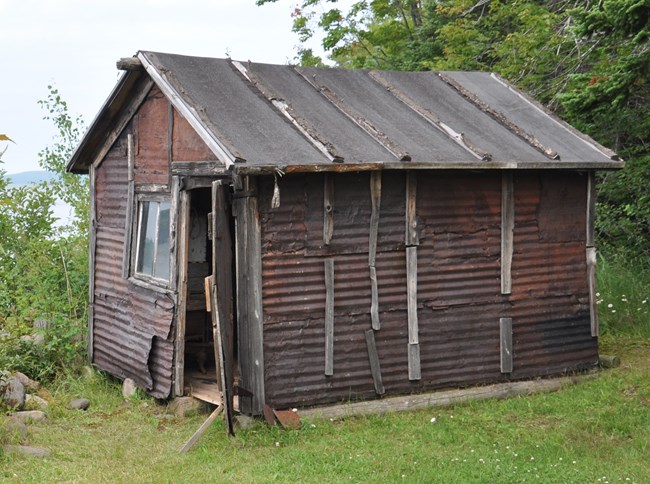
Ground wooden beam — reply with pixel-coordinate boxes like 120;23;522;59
234;176;265;415
501;172;514;295
300;374;597;420
174;190;190;396
500;317;513;373
116;56;143;71
405;172;419;246
323;174;334;245
121;134;136;279
324;258;335;376
169;175;180;292
586;171;596;248
369;171;381;331
406;247;421;381
88;164;97;362
587;247;599;337
365;330;385;395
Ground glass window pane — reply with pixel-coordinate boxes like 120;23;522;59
136;201;156;276
154;202;170;281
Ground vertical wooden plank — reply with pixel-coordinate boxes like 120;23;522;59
406;246;420;381
369;267;380;331
501;172;514;295
234;176;265;415
369;171;382;267
169;176;180;291
174;190;190;396
87;163;97;362
121;134;136;279
365;329;385;395
323;174;334;245
586;171;596;248
369;171;382;331
500;317;513;373
324;258;335;376
587;247;599;337
408;343;421;381
405;171;419;246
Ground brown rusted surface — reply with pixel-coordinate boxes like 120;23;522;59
171;107;219;162
134;85;170;186
92;120;175;399
260;171;595;410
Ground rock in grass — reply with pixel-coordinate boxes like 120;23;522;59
25;394;49;410
168;397;200;417
2;377;25;410
122;378;138;399
69;398;90;411
12;372;40;392
13;411;47;424
3;445;51;458
4;417;28;444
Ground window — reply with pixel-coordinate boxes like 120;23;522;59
134;199;170;283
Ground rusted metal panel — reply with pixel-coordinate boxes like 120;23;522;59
91;127;175;399
171;107;219;162
260;170;595;410
134;85;170;186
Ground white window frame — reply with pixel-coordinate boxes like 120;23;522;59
132;193;171;287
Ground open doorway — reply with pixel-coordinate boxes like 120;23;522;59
180;185;237;409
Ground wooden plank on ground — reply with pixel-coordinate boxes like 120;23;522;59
500;317;513;373
365;329;385;395
501;172;514;295
324;258;335;376
178;405;223;453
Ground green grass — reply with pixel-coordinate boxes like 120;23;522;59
2;335;649;483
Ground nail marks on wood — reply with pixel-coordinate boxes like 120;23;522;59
324;258;335;376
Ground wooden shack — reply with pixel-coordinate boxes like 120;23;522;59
67;51;622;426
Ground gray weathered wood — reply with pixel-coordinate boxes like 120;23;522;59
234;176;265;415
91;78;154;170
136;183;169;193
586;247;599;337
365;329;385;395
171;161;225;177
116;56;142;71
174;190;190;396
408;343;421;381
370;267;380;331
586;171;596;248
405;172;419;246
300;374;597;420
500;317;513;373
178;405;223;453
88;164;97;362
169;176;180;292
323;174;334;245
406;247;419;344
324;258;335;376
122;134;135;279
599;354;620;368
501;172;514;295
369;171;382;267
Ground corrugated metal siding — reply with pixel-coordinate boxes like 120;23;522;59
171;108;219;162
260;171;595;409
92;123;175;399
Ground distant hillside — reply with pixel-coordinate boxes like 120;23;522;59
7;170;57;186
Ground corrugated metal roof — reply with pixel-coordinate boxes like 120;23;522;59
67;50;622;174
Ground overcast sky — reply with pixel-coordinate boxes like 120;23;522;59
0;0;334;175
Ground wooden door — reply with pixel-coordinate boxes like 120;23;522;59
209;180;235;435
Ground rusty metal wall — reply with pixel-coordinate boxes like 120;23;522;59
259;171;595;409
92;110;175;399
133;85;170;186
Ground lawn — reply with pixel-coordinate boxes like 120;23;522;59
1;334;648;483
